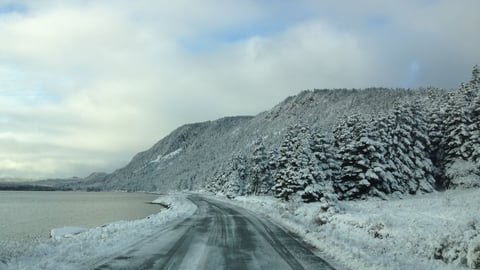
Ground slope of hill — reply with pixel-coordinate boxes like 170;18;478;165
64;88;432;192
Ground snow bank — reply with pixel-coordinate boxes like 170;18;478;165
50;227;87;240
2;194;196;270
212;189;480;270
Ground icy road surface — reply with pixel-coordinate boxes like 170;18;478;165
95;194;334;270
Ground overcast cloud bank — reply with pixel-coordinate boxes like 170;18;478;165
0;0;479;178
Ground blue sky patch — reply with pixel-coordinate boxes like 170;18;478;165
0;65;61;105
0;3;27;15
367;14;389;27
178;18;299;54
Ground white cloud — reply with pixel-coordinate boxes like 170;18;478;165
0;1;478;178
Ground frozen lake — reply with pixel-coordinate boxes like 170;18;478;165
0;191;161;246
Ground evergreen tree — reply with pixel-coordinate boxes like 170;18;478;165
471;65;480;85
426;88;448;186
248;138;272;195
369;115;398;195
333;113;365;149
209;153;249;198
301;132;340;203
335;102;436;199
466;65;480;165
405;101;436;193
445;93;472;161
441;65;480;187
273;127;297;201
387;102;435;194
231;154;248;196
442;67;480;165
273;125;313;201
469;94;480;164
209;169;228;194
265;149;279;194
335;115;389;199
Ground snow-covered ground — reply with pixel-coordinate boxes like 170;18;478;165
3;190;479;270
210;189;480;270
0;194;197;270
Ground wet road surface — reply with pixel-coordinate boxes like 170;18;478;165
95;195;335;270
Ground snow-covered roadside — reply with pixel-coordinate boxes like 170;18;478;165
209;189;480;270
0;194;196;270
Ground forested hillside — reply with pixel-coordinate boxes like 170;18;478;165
66;66;480;203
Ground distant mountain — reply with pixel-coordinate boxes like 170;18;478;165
62;88;432;193
0;177;34;183
0;182;58;191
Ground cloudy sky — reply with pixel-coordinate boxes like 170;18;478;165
0;0;479;179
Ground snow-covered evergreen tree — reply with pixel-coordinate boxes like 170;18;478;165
301;132;339;204
469;94;480;164
294;127;316;201
442;65;480;187
369;115;399;195
248;138;272;195
335;115;389;199
208;153;248;198
266;149;279;193
387;102;435;194
442;67;480;165
273;127;297;201
426;88;448;186
273;125;314;201
444;92;472;163
333;113;365;149
405;101;436;192
208;167;229;195
335;101;436;199
466;65;480;164
231;154;248;196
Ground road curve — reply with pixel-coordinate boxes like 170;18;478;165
95;194;335;270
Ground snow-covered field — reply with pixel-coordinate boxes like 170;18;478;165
0;195;197;270
211;189;480;270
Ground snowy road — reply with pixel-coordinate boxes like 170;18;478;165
94;194;334;270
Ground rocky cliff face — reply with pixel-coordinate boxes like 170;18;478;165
66;88;428;192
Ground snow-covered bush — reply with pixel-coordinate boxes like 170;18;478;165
446;159;480;189
468;235;480;269
434;219;480;269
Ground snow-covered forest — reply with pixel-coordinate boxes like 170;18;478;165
208;66;480;202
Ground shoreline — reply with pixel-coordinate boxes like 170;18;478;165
0;191;164;259
1;194;197;269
